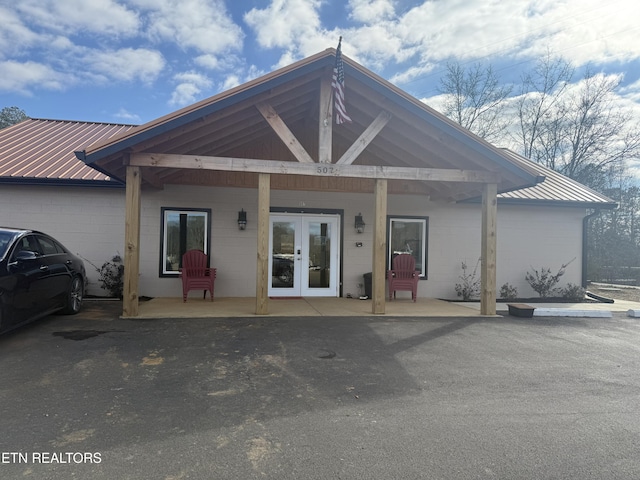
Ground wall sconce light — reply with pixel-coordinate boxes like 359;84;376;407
355;213;365;234
238;209;247;230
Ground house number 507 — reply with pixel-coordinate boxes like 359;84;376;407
316;166;338;175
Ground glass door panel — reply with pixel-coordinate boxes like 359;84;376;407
306;221;331;289
269;218;300;296
301;216;338;297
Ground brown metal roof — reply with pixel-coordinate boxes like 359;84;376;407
497;149;617;208
0;118;136;184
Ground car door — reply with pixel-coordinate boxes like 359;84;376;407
33;234;73;310
5;235;48;326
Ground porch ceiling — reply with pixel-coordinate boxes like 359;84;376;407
78;49;542;201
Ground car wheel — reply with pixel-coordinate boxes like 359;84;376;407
62;276;84;315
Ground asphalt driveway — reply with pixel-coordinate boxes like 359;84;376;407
1;300;639;479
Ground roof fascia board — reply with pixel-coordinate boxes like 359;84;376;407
0;177;124;188
461;196;618;209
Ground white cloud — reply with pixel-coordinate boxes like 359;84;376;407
0;6;40;59
143;0;244;55
113;108;142;124
220;74;241;91
348;0;395;23
15;0;140;37
245;0;323;50
84;48;166;84
169;71;213;106
0;60;67;94
620;79;640;105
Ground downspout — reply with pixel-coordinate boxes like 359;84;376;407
582;209;601;288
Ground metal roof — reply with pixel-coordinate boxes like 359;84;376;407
496;149;617;208
0;116;616;208
0;118;136;185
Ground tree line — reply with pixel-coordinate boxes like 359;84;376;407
438;54;640;285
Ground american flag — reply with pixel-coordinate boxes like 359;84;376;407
331;37;352;124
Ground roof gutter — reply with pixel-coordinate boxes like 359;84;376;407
582;209;602;288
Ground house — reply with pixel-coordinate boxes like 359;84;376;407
1;49;615;316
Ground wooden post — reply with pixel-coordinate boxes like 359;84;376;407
255;173;270;315
481;183;497;315
123;165;141;317
318;72;333;164
372;179;387;314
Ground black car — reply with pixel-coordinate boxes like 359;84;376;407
0;227;86;334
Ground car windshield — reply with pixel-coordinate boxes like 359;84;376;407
0;231;15;260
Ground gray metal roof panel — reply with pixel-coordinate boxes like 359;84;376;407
497;149;616;207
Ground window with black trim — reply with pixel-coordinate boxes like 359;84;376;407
387;216;428;278
160;208;211;276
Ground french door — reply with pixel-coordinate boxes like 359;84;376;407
269;214;340;297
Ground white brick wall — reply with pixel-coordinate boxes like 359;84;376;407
0;185;125;296
1;184;587;300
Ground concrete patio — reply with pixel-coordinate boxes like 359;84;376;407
128;295;640;319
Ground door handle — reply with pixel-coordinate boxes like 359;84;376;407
40;265;49;271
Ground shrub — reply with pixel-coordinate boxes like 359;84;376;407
499;282;518;300
455;260;481;300
560;283;586;302
525;258;575;298
98;255;124;299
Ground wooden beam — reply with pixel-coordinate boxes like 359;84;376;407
256;102;315;164
123;165;141;317
336;111;392;165
255;173;270;315
131;153;501;184
480;183;497;315
372;179;388;314
318;72;333;164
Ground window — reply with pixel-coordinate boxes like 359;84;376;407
36;235;65;255
160;208;211;276
387;216;428;278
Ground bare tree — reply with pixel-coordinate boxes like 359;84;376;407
438;61;512;143
514;58;640;190
514;53;573;163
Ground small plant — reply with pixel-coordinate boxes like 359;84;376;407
81;254;124;298
455;259;481;300
98;255;124;298
499;282;518;300
560;283;586;302
525;258;575;298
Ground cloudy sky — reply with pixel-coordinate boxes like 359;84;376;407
2;0;639;135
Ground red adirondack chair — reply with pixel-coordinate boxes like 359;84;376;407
179;250;216;302
387;253;420;302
